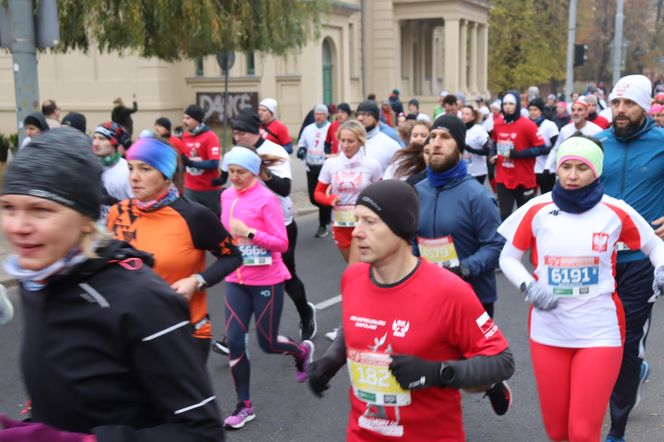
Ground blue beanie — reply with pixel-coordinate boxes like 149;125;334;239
222;146;262;176
126;137;178;179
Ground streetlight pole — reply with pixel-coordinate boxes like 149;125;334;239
565;0;578;100
612;0;625;85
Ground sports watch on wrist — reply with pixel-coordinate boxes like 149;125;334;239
247;229;256;240
439;363;455;385
193;273;208;292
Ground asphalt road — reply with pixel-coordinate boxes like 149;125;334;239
1;213;663;441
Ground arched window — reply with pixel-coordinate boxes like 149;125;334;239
322;38;335;104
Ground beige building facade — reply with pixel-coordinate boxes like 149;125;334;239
0;0;490;138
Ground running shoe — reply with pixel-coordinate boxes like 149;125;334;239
295;340;314;383
605;435;625;442
300;302;318;341
325;327;339;341
211;335;230;356
634;360;650;409
484;381;512;416
315;226;329;238
224;401;255;429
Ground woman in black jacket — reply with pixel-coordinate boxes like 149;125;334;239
0;128;225;442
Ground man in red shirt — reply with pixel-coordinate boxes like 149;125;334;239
324;102;352;155
307;180;514;441
180;104;222;216
258;98;293;154
491;91;546;220
154;117;186;194
585;94;610;129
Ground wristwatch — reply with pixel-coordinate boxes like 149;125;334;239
247;229;256;240
520;281;529;293
192;273;208;292
439;363;456;385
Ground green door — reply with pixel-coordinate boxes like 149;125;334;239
323;39;334;104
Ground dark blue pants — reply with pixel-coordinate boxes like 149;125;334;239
609;258;654;438
224;282;303;402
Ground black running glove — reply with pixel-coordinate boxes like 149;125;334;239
180;153;193;167
296;147;307;160
389;355;445;390
308;356;339;397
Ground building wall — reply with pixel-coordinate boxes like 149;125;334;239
0;0;489;139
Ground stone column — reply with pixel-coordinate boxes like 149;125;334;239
409;20;416;95
443;18;460;93
458;19;468;94
469;22;479;96
431;26;438;95
478;23;489;97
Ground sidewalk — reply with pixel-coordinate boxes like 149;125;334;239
0;190;318;286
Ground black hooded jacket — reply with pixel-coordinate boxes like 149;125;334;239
20;240;225;442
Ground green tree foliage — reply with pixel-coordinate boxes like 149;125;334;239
488;0;568;92
55;0;327;61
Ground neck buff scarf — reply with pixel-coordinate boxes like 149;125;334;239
4;248;87;292
532;115;545;127
189;123;209;137
551;178;604;214
100;151;121;168
341;147;365;166
464;121;475;130
134;184;180;212
426;158;468;188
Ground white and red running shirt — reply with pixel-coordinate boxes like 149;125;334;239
498;193;664;348
318;150;382;227
342;260;509;441
299;122;330;168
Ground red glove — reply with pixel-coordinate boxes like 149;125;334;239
0;414;95;442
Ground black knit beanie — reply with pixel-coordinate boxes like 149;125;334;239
62;112;87;133
357;101;380;121
431;114;467;153
23;113;49;132
155;117;172;133
232;109;261;134
3;127;102;219
356;180;419;242
184;104;205;124
528;98;545;113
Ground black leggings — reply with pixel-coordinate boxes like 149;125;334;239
224;282;304;401
496;183;537;220
306;165;332;228
283;221;310;321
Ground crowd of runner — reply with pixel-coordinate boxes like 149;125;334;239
1;73;664;442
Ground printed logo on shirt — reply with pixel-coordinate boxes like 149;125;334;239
592;232;609;252
350;315;387;331
475;311;498;339
211;146;220;155
391;320;410;338
510;133;517;139
548;209;560;216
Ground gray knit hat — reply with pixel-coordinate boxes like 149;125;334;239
3;127;102;219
